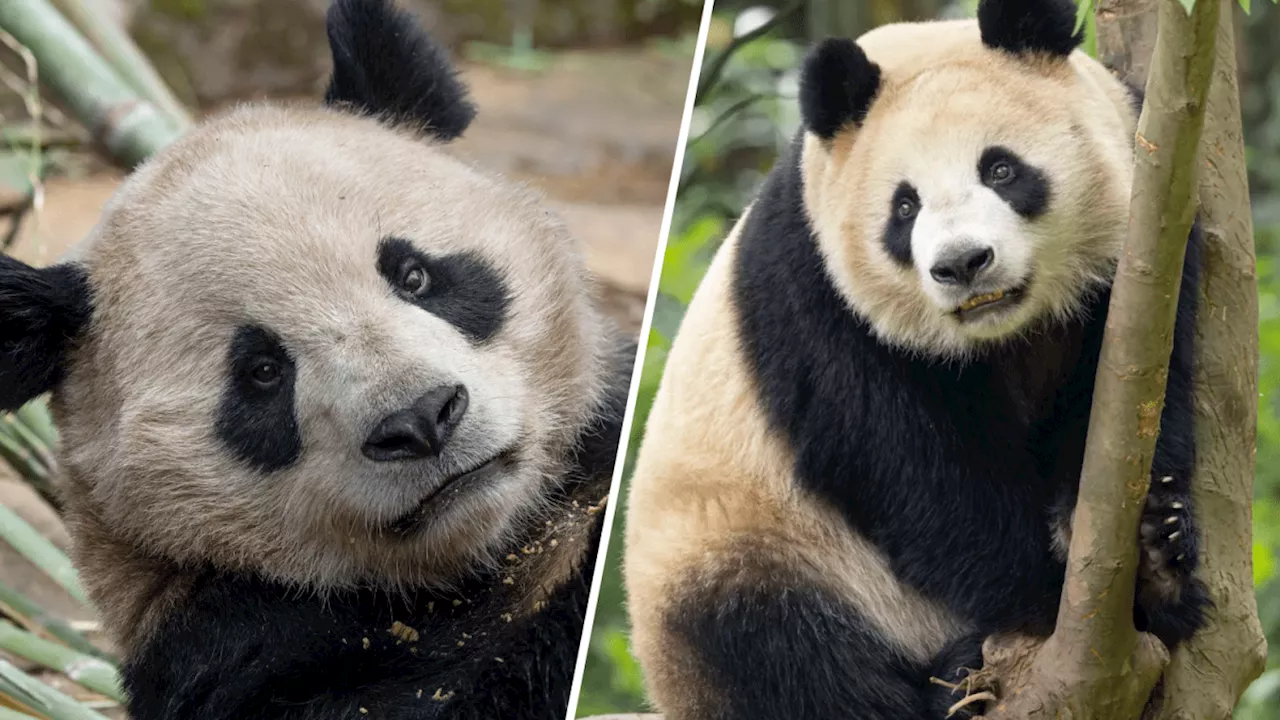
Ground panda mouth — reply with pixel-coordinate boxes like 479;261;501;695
388;449;516;536
954;285;1027;321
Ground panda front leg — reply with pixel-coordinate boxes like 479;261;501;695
1133;220;1210;648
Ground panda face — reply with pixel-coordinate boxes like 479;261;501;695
49;106;606;589
800;25;1135;359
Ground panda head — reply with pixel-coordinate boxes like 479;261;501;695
0;0;612;591
798;0;1136;358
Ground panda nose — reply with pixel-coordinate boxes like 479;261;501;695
362;385;469;462
930;246;995;286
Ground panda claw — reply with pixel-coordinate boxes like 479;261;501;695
1164;516;1178;525
1161;476;1173;484
1167;530;1181;541
1171;501;1183;510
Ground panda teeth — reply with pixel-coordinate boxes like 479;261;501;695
958;289;1006;312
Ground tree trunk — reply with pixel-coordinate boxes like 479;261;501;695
977;0;1223;716
1150;1;1268;716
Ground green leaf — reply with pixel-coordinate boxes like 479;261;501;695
1073;0;1093;35
1177;0;1196;14
1255;541;1276;586
1238;0;1250;14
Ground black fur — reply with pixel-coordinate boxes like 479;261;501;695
215;325;302;473
666;140;1208;719
798;38;882;141
977;0;1083;58
0;257;92;411
376;237;511;344
979;146;1051;218
668;580;982;720
124;351;631;720
324;0;476;141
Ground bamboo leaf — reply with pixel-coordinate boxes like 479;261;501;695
0;622;121;702
0;581;112;662
1074;0;1094;34
0;661;111;720
0;505;89;607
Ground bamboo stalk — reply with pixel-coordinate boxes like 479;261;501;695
0;622;120;702
50;0;191;127
0;0;183;168
0;661;111;720
0;505;88;607
0;581;112;663
0;706;37;720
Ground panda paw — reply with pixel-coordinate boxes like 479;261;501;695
925;633;989;719
1135;475;1211;646
1138;476;1197;598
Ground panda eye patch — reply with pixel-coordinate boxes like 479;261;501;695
217;325;301;473
881;182;919;266
978;146;1051;219
376;236;512;343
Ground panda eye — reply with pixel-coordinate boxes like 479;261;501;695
987;161;1015;185
398;262;431;298
895;198;918;221
249;359;282;389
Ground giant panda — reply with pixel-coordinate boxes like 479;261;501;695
624;1;1209;718
0;1;632;718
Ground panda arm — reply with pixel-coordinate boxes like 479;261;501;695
125;545;598;720
122;574;407;720
1043;221;1209;648
1136;219;1210;645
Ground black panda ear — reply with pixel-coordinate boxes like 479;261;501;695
977;0;1083;58
799;38;882;142
0;257;92;411
323;0;476;141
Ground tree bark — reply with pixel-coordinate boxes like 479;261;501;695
1150;1;1268;716
1097;0;1160;87
978;0;1222;716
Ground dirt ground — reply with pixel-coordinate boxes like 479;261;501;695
0;48;685;711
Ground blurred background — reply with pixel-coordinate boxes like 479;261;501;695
0;0;699;715
574;0;1280;717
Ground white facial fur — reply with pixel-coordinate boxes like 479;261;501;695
801;19;1138;359
53;105;612;595
906;151;1035;327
